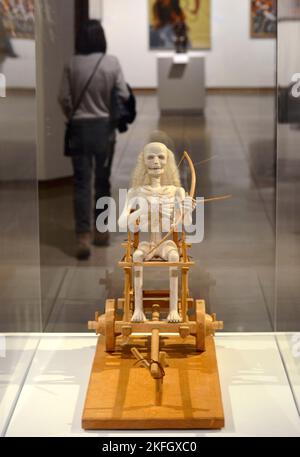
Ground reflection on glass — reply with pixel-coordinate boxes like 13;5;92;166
0;3;40;330
276;0;300;414
37;2;276;334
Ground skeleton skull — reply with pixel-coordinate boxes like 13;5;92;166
144;143;168;179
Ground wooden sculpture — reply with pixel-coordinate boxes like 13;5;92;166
83;143;225;430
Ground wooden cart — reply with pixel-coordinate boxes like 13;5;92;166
88;228;223;399
83;152;225;430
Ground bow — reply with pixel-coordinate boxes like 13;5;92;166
146;150;196;258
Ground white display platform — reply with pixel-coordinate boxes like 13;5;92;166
0;335;39;436
1;334;300;437
173;54;190;65
157;52;206;114
277;334;300;414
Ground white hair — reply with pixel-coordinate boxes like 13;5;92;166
131;143;181;188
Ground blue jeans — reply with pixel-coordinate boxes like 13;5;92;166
71;118;115;234
150;24;174;49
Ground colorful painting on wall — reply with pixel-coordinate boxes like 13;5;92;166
278;0;300;20
250;0;277;38
0;0;35;40
149;0;211;50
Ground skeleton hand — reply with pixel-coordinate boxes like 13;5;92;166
128;206;148;232
181;196;195;228
182;196;196;212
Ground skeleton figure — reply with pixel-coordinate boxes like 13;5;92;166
119;143;194;323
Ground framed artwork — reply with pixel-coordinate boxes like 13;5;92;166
149;0;211;50
250;0;277;38
0;0;35;40
278;0;300;20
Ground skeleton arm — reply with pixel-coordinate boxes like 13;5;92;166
119;190;138;232
176;187;194;229
118;189;149;233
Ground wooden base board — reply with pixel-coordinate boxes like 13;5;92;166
82;335;224;430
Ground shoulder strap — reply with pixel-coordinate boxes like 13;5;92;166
70;54;105;119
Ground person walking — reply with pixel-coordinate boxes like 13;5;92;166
59;20;129;260
0;13;18;73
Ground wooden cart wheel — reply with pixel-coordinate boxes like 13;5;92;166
105;299;116;352
195;300;206;352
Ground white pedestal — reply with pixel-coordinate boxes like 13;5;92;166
4;334;300;437
157;52;206;114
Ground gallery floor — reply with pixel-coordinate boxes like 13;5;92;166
1;333;300;437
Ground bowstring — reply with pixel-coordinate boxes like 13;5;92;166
177;153;186;170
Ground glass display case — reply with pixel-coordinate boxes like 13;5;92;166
0;0;299;437
276;0;300;416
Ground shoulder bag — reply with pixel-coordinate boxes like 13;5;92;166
64;54;105;157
